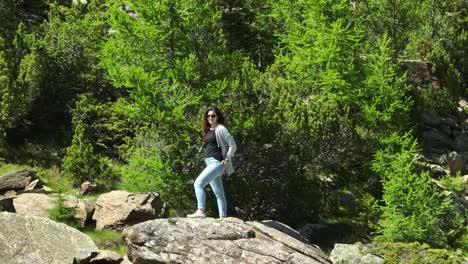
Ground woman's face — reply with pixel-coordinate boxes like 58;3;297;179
207;110;217;126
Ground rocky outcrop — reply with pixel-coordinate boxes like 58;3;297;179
418;99;468;175
330;243;384;264
0;212;98;264
93;190;166;230
0;169;38;192
122;217;331;264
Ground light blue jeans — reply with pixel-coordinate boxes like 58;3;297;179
194;157;227;217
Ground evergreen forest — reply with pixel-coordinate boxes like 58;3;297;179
0;0;467;259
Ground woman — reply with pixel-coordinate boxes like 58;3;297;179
187;106;237;218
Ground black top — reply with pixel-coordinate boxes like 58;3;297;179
204;130;223;161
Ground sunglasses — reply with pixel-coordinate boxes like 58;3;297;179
207;114;217;118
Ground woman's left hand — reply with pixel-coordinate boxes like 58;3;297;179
221;160;229;167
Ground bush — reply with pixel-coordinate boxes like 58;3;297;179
48;193;80;228
62;121;118;190
120;126;192;210
372;132;464;248
440;175;466;195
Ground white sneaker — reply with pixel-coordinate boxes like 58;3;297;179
186;210;206;218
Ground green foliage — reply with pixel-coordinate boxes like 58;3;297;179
0;161;29;176
356;0;423;57
36;165;74;194
62;121;118;190
440;175;466;195
415;87;457;117
365;242;467;264
357;34;412;139
0;0;465;250
48;193;81;228
71;94;135;159
101;0;254;211
372;133;464;248
82;227;127;255
120;126;190;210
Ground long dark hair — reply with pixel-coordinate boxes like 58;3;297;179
201;106;225;137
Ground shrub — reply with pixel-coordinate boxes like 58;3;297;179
440;175;466;195
48;193;80;228
372;132;464;248
62;121;118;190
120;126;192;210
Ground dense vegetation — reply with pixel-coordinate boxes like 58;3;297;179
0;0;466;254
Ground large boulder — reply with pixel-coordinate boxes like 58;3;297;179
0;212;98;264
13;193;54;218
93;191;166;230
12;193;94;226
122;217;331;264
0;169;37;193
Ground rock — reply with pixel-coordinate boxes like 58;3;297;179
25;178;41;190
421;129;454;153
260;219;310;243
459;98;468;108
0;212;98;264
455;134;468;152
123;217;331;264
330;243;384;264
93;191;166;230
80;181;98;195
419;109;441;127
0;169;37;192
401;60;435;89
64;195;96;226
426;164;450;177
447;151;465;175
88;250;123;264
13;193;54;218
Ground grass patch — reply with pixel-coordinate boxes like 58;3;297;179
0;162;30;176
37;166;75;194
81;227;127;256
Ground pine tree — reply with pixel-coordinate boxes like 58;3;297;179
101;0;249;208
372;133;463;248
357;34;412;140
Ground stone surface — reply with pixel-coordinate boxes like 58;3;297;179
0;169;37;192
64;195;95;226
447;151;465;175
13;193;54;218
123;217;331;264
330;243;384;264
93;190;166;230
402;60;435;89
421;129;454;153
80;181;98;195
0;212;98;264
89;250;123;264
